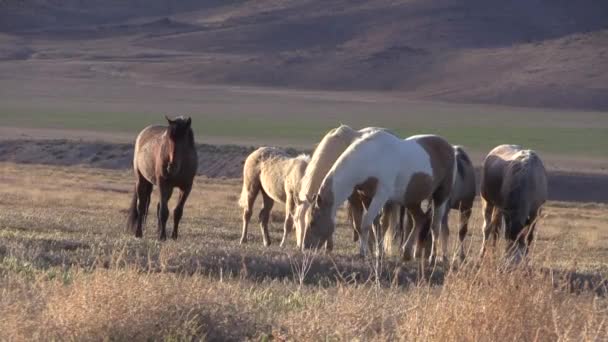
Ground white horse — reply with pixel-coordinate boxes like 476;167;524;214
293;124;388;251
302;130;457;263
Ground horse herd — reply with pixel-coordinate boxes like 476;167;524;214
126;116;548;266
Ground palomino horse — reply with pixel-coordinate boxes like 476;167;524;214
401;145;476;261
127;116;198;240
239;147;310;247
479;144;547;263
303;131;456;264
293;124;388;253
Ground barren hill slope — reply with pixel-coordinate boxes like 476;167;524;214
1;0;607;110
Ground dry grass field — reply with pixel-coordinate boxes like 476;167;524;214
1;162;606;341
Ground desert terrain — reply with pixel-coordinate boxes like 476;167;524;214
1;0;607;340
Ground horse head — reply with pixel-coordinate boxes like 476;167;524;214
302;192;334;250
293;194;315;248
164;115;193;176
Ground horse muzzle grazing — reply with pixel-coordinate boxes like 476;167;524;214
302;232;326;251
504;217;530;265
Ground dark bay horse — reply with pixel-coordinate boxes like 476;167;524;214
126;116;198;240
479;144;547;263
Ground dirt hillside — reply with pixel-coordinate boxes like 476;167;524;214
1;0;607;110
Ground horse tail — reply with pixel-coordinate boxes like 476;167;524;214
382;204;401;256
238;179;249;209
239;150;259;209
126;185;139;233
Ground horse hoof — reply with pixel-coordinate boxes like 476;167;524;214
240;238;248;245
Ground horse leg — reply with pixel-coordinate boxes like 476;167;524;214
429;199;449;266
398;206;406;250
280;193;294;247
240;181;260;244
360;191;389;258
259;190;274;247
325;236;334;252
348;194;364;243
404;205;429;279
357;196;372;257
171;184;192;240
480;198;495;258
457;207;472;262
401;210;415;260
157;184;173;241
402;208;422;260
135;175;153;238
372;212;385;259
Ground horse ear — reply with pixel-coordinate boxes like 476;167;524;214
165;115;174;124
316;194;322;207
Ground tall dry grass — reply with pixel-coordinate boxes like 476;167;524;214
0;255;605;341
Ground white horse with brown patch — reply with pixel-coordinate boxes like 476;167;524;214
239;147;310;247
479;144;547;264
302;131;456;263
402;145;477;261
293;124;388;250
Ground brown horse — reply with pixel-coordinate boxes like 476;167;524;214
479;144;547;263
126;116;198;240
239;147;310;247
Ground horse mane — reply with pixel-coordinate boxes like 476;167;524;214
296;153;311;162
185;129;195;147
298;125;358;201
166;116;195;147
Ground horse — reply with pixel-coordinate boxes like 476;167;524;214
239;147;310;247
126;115;198;240
293;124;387;252
400;145;476;261
479;144;547;264
302;130;456;264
